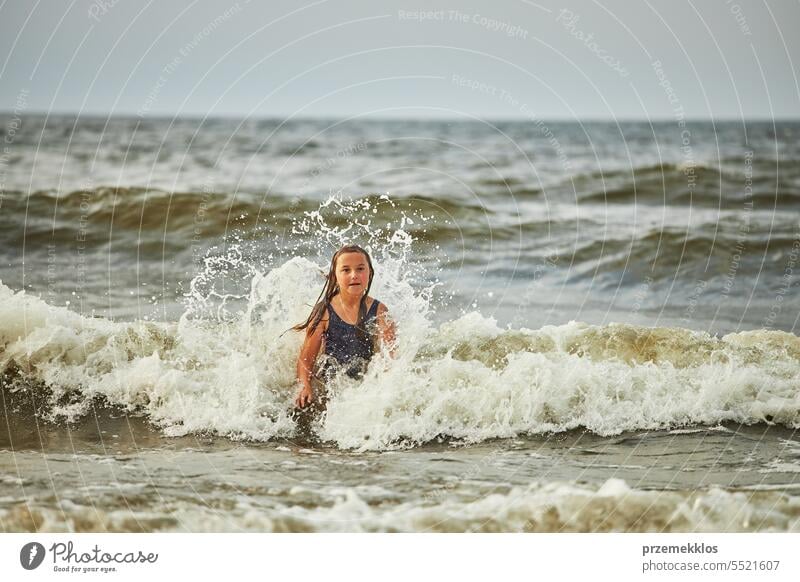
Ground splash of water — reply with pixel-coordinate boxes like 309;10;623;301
1;194;798;449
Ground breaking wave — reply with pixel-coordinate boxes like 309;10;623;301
1;249;798;450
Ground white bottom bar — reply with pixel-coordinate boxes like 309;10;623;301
2;533;798;581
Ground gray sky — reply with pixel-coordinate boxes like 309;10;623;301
1;0;798;119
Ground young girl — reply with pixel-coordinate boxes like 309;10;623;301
293;244;396;409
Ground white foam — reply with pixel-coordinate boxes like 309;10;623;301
3;479;798;532
321;313;800;449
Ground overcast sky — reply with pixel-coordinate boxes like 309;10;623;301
1;0;798;119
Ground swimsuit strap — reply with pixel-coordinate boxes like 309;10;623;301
367;299;380;319
325;302;338;323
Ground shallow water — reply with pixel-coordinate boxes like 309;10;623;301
2;413;798;532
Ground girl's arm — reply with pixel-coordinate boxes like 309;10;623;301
376;303;397;358
295;315;327;408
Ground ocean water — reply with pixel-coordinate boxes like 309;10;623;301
0;115;798;532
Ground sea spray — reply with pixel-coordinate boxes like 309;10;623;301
2;193;799;448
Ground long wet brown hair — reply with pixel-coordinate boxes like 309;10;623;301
293;244;375;341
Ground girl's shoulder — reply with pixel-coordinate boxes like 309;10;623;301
311;302;330;333
314;301;331;318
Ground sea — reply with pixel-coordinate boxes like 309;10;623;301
0;115;798;532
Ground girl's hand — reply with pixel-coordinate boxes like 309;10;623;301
295;385;314;408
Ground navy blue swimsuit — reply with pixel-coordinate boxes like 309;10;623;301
319;299;381;380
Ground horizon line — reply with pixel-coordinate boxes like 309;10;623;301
1;110;798;123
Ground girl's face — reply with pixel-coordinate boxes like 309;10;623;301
334;252;370;299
